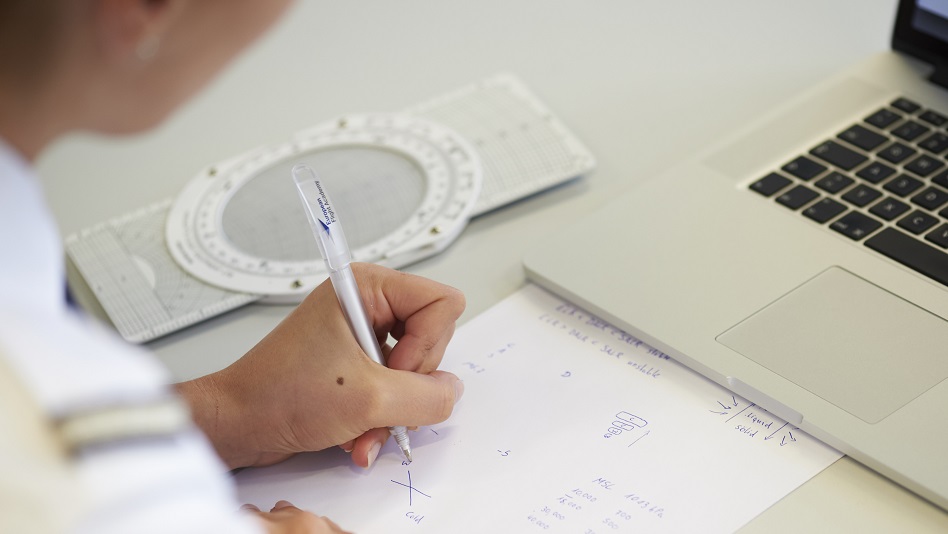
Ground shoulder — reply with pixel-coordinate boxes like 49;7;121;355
0;350;80;533
0;312;261;533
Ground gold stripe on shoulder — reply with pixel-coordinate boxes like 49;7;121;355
55;396;190;452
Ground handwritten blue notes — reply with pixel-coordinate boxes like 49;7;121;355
235;284;841;533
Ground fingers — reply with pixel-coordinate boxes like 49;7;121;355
344;371;464;469
348;427;392;468
355;264;465;374
238;500;297;515
246;500;353;533
373;370;464;429
387;320;456;374
271;500;296;511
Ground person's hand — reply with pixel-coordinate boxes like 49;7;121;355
243;501;351;534
179;263;465;469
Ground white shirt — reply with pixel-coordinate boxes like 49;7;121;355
0;139;261;534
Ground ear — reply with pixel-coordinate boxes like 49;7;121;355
93;0;178;63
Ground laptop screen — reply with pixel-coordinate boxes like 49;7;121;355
914;1;948;41
894;0;948;67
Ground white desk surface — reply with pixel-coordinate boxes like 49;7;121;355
39;1;948;531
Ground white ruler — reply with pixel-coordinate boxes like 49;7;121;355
65;200;259;343
66;73;596;343
412;73;595;215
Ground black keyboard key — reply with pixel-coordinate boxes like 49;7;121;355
918;132;948;154
842;184;882;207
883;174;924;197
838;124;888;151
810;140;868;170
933;169;948;189
877;142;917;164
750;173;792;197
904;154;944;177
911;186;948;210
803;198;847;223
781;156;826;181
892;120;931;141
925;224;948;248
897;210;939;234
865;108;902;129
856;161;896;184
776;184;819;210
830;211;883;240
815;172;854;194
869;197;911;221
920;109;948;126
891;98;921;113
866;227;948;287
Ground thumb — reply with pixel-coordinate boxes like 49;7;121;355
349;371;463;468
374;370;464;428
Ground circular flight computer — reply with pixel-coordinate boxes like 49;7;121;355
166;113;483;303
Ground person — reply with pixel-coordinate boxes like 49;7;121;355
0;1;465;532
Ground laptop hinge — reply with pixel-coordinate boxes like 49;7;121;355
929;60;948;89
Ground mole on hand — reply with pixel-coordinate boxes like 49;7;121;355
336;376;344;385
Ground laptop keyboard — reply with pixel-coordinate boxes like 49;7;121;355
750;97;948;288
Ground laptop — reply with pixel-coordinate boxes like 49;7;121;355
523;0;948;509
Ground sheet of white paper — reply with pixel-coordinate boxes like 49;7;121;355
235;284;841;532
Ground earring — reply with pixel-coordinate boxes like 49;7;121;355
136;35;160;61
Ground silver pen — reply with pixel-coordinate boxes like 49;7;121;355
292;163;412;462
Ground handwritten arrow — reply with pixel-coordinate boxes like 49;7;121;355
764;422;788;441
725;402;755;423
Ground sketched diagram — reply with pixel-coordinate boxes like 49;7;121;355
603;411;651;447
710;396;799;445
390;470;432;506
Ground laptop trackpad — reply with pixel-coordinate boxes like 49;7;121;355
717;267;948;424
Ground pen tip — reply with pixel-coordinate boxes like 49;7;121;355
393;427;412;462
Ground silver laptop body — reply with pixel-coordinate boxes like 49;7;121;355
524;1;948;509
